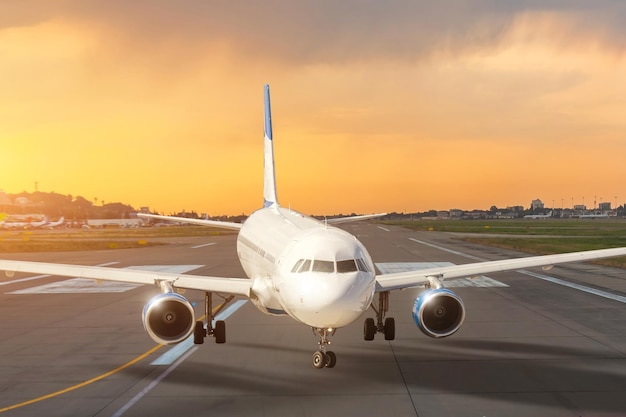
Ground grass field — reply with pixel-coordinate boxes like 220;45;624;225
385;218;626;268
2;220;626;269
0;226;233;253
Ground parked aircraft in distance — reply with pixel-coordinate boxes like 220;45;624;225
579;213;610;219
524;210;553;219
0;216;48;229
2;86;626;369
45;217;65;229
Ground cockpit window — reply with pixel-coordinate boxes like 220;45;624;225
336;259;358;273
291;259;305;273
356;258;371;272
312;260;335;273
292;258;370;274
299;259;312;272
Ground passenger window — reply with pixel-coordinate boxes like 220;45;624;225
291;259;305;273
337;259;358;273
312;260;335;273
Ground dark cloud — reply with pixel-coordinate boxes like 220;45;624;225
2;1;625;64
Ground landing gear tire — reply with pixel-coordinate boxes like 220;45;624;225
214;320;226;344
312;350;337;369
193;320;205;344
312;351;326;369
384;317;395;341
325;351;337;368
364;318;375;341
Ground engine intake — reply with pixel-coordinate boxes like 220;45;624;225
142;292;195;345
412;288;465;338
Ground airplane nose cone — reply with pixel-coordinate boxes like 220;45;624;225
282;273;375;328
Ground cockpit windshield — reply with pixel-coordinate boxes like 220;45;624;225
312;260;335;273
336;259;358;273
291;258;371;274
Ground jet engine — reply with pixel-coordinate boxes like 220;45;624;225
142;292;195;345
412;288;465;338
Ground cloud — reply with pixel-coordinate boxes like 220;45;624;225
3;1;625;66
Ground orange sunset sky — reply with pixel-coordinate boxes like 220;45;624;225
2;2;625;215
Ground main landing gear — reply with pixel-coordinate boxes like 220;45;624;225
194;291;234;345
364;291;395;341
312;328;337;369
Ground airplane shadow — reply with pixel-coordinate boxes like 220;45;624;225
114;337;626;414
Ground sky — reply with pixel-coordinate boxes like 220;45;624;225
1;1;625;215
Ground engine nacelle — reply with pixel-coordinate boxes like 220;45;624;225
412;288;465;338
142;292;195;345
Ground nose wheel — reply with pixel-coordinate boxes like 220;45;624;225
312;350;336;368
312;328;337;369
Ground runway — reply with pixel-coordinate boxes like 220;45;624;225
1;223;626;416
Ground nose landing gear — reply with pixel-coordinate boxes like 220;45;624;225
312;328;337;369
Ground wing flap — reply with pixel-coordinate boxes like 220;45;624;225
375;247;626;291
0;260;252;296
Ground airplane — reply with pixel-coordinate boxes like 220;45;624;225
2;85;626;369
0;216;49;229
524;210;553;219
44;216;65;229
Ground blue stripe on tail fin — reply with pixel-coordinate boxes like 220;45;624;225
263;84;279;207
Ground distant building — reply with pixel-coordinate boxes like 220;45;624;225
449;209;463;219
599;202;611;211
574;204;586;211
531;199;544;210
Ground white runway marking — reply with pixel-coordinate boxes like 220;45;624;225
409;237;486;261
407;236;626;300
191;242;216;249
518;270;626;304
377;226;390;232
0;262;119;287
8;264;203;294
111;347;198;417
376;262;508;287
10;278;142;294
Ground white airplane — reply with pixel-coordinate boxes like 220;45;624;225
2;86;626;369
0;216;49;229
524;210;553;219
45;216;65;228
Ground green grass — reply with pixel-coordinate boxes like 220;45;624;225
385;218;626;269
0;240;165;253
385;218;626;237
0;226;232;253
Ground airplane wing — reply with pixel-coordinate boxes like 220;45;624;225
137;213;243;231
0;260;252;296
375;247;626;291
326;213;387;224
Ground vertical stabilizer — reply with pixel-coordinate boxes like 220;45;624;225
264;84;279;207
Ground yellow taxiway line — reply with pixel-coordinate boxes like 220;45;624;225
0;307;217;414
0;344;163;413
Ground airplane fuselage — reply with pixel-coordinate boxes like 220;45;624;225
236;206;376;329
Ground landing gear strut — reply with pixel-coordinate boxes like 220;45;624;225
194;291;234;344
312;328;337;369
364;291;395;341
